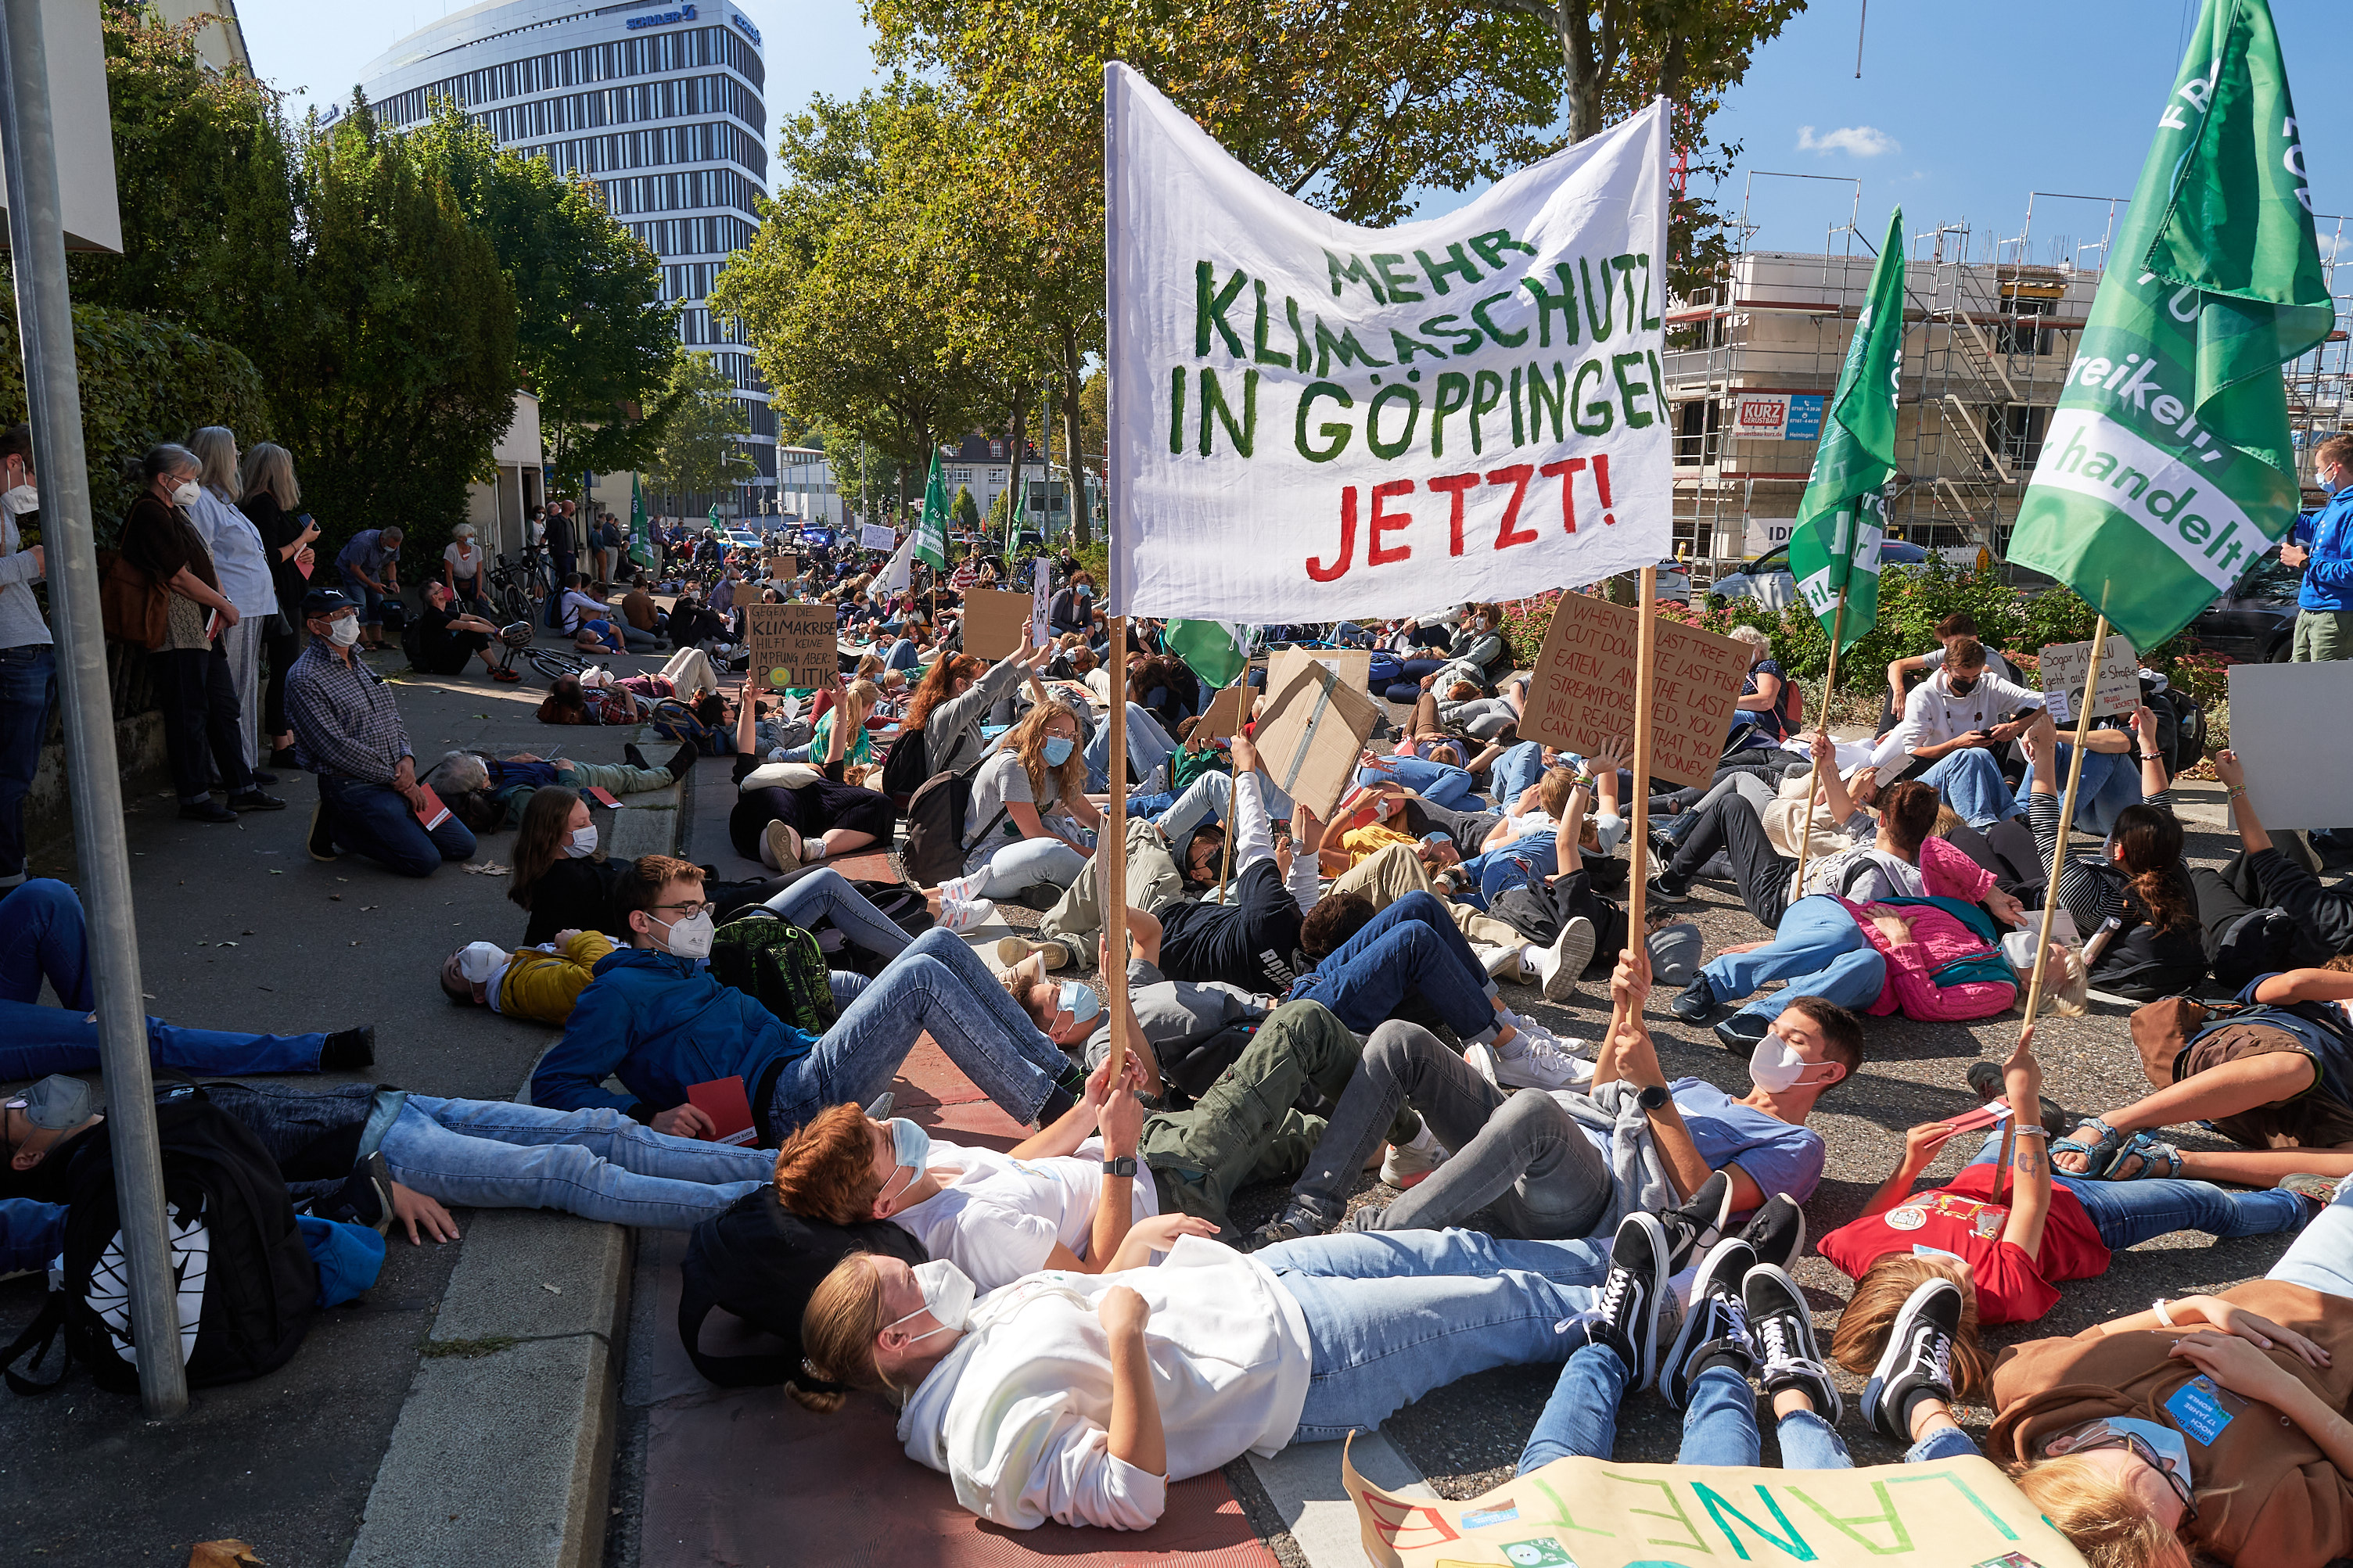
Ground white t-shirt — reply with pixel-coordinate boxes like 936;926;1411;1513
889;1136;1158;1290
444;540;483;581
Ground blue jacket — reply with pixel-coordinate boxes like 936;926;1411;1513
2298;484;2353;612
530;946;817;1118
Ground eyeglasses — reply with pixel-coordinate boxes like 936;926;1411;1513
650;900;714;919
2064;1430;2198;1520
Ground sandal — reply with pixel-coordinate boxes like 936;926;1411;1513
2052;1117;2129;1179
2107;1133;2183;1181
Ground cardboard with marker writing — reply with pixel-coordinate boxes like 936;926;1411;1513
1519;593;1752;788
744;601;839;694
961;589;1035;660
2037;633;2139;725
1252;648;1381;819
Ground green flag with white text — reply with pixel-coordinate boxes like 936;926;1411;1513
916;452;952;569
629;475;651;569
1789;207;1906;651
2007;0;2330;650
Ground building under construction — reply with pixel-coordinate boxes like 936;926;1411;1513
1664;185;2351;573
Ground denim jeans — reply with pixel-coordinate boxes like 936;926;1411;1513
0;1197;65;1274
0;644;56;877
380;1095;772;1230
965;835;1089;899
341;568;398;630
0;877;90;1008
883;637;921;671
1301;891;1500;1010
1489;741;1548;809
1918;747;2014;830
1256;1225;1608;1286
765;927;1072;1132
1703;895;1886;1022
1293;920;1496;1039
1150;770;1233;847
1358;755;1479;810
1963;1134;2307;1248
1467;831;1558;906
760;866;914;963
1085;701;1178;791
0;996;325;1081
317;772;477;877
2012;744;2141;835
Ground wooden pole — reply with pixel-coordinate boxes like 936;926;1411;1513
1104;616;1131;1084
1790;589;1849;897
1610;565;1660;1042
1212;680;1239;906
1994;610;2108;1200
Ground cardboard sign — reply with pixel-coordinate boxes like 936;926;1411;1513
860;522;898;552
684;1076;757;1146
762;553;798;583
1520;594;1752;788
961;589;1034;660
1252;648;1381;818
1197;683;1250;740
743;601;839;693
2227;661;2353;830
1030;557;1051;648
1346;1444;2089;1568
2038;633;2140;724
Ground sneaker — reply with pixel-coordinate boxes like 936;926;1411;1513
864;1091;894;1119
1965;1060;2071;1139
939;897;997;934
1860;1275;1964;1445
1380;1128;1450;1189
1464;1039;1506;1090
1490;1028;1594;1091
307;800;338;861
995;934;1077;972
321;1026;376;1071
1670;973;1716;1022
1737;1192;1807;1272
1648;871;1690;906
1537;916;1595;1003
1661;1235;1756;1408
1658;1169;1736;1271
763;820;803;870
1579;1211;1670;1390
1247;1197;1339;1250
936;873;982;906
2277;1171;2344;1212
1714;1012;1771;1054
1746;1262;1842;1424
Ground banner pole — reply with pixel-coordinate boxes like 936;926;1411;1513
1611;567;1659;1042
1105;616;1131;1085
1791;588;1849;897
1995;609;2108;1200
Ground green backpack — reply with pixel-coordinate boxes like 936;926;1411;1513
707;914;839;1038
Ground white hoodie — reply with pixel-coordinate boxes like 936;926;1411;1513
896;1236;1312;1530
1871;666;2045;773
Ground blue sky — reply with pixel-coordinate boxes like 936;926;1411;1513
246;0;2350;271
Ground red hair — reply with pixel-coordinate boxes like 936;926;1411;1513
772;1105;884;1224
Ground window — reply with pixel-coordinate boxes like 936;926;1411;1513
1674;400;1720;467
1994;296;2057;356
990;440;1004;458
1985;405;2051;473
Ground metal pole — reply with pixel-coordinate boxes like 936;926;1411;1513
0;0;185;1416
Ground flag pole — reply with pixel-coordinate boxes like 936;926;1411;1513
1791;588;1849;896
1212;674;1242;906
1995;608;2108;1200
1104;615;1132;1085
1611;567;1659;1042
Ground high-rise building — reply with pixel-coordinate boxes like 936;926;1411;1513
355;1;772;506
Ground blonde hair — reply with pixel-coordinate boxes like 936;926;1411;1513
1931;804;1966;840
239;442;300;508
793;1254;891;1413
1830;1254;1992;1399
856;652;883;681
1005;698;1088;804
2012;1456;2193;1568
187;425;241;501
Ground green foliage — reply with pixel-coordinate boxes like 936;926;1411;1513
952;484;982;531
639;350;749;501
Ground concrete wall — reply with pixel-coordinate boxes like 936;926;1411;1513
25;711;168;857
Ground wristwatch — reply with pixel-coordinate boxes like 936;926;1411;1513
1636;1083;1672;1112
1102;1156;1138;1179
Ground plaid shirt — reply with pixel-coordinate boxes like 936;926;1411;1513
286;639;411;783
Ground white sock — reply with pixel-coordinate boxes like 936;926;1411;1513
1521;944;1547;973
1406;1119;1442;1155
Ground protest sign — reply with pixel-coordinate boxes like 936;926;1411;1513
743;602;839;693
1520;593;1749;788
1252;648;1381;817
1030;558;1051;648
2227;661;2353;830
2038;633;2140;725
1105;66;1670;620
961;589;1034;659
860;522;897;552
762;553;798;583
1196;682;1249;739
1345;1444;2088;1568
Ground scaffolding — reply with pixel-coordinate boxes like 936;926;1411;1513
1664;181;2353;581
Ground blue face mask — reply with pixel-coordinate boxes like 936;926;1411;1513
1042;735;1076;767
877;1117;932;1208
1074;584;1093;597
1056;981;1101;1028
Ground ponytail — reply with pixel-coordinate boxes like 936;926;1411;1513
2111;805;2192;931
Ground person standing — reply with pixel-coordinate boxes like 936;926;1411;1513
235;442;319;770
335;522;404;650
542;501;576;627
184;427;279;784
2286;432;2353;662
118;444;280;823
0;424;52;889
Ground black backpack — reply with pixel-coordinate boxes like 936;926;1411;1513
902;754;1008;888
877;727;932;809
676;1187;927;1390
5;1084;318;1398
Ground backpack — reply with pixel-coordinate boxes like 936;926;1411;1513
902;753;1008;888
650;698;731;756
707;913;839;1035
5;1084;319;1398
677;1188;928;1390
878;727;932;808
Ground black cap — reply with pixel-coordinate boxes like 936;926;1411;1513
301;587;358;616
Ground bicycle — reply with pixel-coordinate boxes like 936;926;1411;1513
526;646;602;683
489;548;551;626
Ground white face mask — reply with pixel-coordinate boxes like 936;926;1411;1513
564;824;598;859
655;908;715;960
326;615;362;648
169;478;201;507
886;1259;976;1345
1747;1028;1817;1094
2;483;36;515
455;942;506;984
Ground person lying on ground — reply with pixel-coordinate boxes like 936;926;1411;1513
424;742;695;834
730;676;894;872
1881;610;2015;734
2021;708;2204;999
1450;751;1626;910
1245;946;1849;1247
1987;1168;2353;1568
2195;749;2353;986
0;1071;773;1246
531;855;1088;1143
537;672;648;726
440;928;615;1025
1870;637;2044;828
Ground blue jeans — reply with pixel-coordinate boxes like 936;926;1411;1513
964;835;1090;899
1145;770;1233;847
0;996;325;1080
883;637;921;671
1489;740;1547;809
2269;1175;2353;1297
0;644;56;879
0;1198;64;1275
760;867;914;964
317;772;477;877
340;569;397;630
2012;745;2141;836
1919;747;2014;830
1295;921;1497;1039
380;1095;773;1231
1464;830;1557;906
765;927;1073;1132
1297;890;1498;1006
0;878;90;1008
1358;755;1478;810
619;623;663;652
1256;1225;1608;1285
1086;702;1178;791
1703;894;1886;1021
1964;1134;2307;1248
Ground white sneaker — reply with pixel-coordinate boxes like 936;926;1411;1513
939;897;997;935
936;873;981;906
1379;1125;1450;1189
1492;1028;1594;1091
762;820;802;871
1464;1040;1505;1089
1538;916;1596;1003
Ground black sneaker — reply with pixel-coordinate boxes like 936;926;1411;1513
1246;1197;1339;1250
1658;1170;1735;1271
1579;1210;1670;1390
307;800;339;861
318;1150;392;1234
1861;1275;1964;1445
1648;870;1690;906
1738;1192;1807;1272
1670;973;1716;1021
1662;1235;1756;1408
663;742;699;778
1965;1060;2071;1139
180;798;237;823
1746;1263;1842;1424
321;1026;376;1071
625;742;651;770
1715;1012;1771;1054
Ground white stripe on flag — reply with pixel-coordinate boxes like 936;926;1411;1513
2028;409;2254;592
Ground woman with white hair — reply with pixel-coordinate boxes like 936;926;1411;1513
235;441;317;768
185;425;279;781
1727;623;1794;744
443;522;491;615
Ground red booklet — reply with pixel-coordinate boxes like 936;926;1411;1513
685;1076;757;1146
411;782;450;831
584;785;620;808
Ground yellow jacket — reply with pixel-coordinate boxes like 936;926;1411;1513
495;930;616;1024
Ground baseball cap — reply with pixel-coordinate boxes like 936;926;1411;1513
300;587;358;616
6;1074;95;1132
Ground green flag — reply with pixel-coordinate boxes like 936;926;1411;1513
707;504;720;533
2007;0;2330;649
915;451;952;569
628;475;651;569
1788;206;1906;652
1166;620;1249;687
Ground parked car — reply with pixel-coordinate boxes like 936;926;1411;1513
1708;538;1931;609
723;528;762;552
1652;558;1693;604
2190;547;2302;663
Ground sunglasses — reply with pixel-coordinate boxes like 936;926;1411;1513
2064;1430;2198;1520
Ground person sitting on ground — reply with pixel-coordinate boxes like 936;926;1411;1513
0;1071;774;1245
729;676;895;872
422;742;694;834
440;928;615;1025
411;580;511;680
1382;604;1507;704
1881;611;2015;734
933;699;1104;928
2193;749;2353;985
620;576;666;648
510;785;632;946
287;587;477;877
1871;637;2045;828
532;856;1089;1143
1727;625;1797;745
1248;947;1851;1247
902;641;1054;780
555;572;623;652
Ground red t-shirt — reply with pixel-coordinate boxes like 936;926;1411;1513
1816;1163;2111;1325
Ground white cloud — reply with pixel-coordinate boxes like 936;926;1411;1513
1797;124;1901;158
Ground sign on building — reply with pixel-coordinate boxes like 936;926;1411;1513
1744;516;1797;557
1729;393;1827;443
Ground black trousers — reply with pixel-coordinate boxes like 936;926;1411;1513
1665;794;1794;928
161;644;252;802
260;619;300;739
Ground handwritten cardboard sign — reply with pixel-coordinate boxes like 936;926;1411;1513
1030;558;1051;648
1253;648;1381;818
860;522;898;552
961;589;1034;660
743;601;839;693
1520;593;1751;788
761;553;798;583
2038;633;2139;725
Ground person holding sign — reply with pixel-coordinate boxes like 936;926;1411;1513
901;642;1054;781
2192;751;2353;984
728;678;895;871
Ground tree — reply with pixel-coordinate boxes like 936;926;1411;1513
638;350;750;502
952;484;982;531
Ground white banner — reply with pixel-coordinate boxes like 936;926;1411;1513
1106;66;1672;619
1030;558;1051;647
